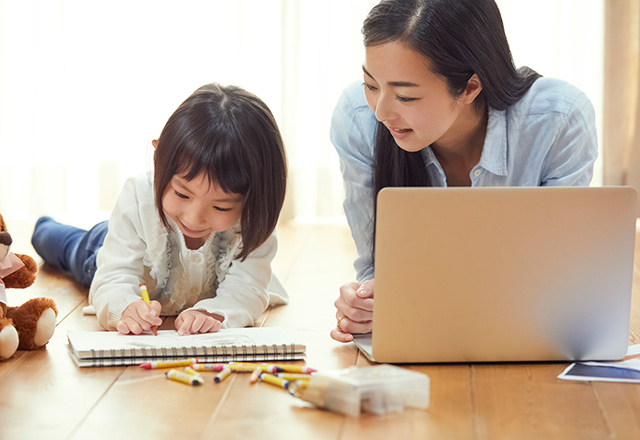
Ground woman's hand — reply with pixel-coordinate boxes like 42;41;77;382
330;280;374;343
175;310;223;336
117;300;163;335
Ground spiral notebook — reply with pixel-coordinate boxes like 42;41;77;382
67;327;306;367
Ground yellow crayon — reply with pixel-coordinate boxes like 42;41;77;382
268;364;317;374
214;366;232;383
276;373;313;381
229;362;279;374
230;364;265;373
139;282;158;336
259;373;290;389
166;369;203;386
191;363;226;372
139;358;197;369
183;366;203;378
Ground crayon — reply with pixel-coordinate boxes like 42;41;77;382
249;367;262;384
276;373;313;381
183;366;202;377
228;362;279;374
139;358;197;369
190;363;226;372
267;364;317;374
139;283;158;336
259;373;290;389
229;364;267;373
183;367;204;383
214;366;232;383
166;369;204;386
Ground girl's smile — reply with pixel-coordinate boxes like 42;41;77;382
162;173;244;249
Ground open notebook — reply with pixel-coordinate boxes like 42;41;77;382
68;327;306;367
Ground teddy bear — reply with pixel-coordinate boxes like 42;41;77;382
0;213;58;360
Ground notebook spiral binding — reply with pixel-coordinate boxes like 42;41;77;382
86;343;299;367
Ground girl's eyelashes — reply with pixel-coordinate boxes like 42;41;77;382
174;190;189;199
174;188;234;211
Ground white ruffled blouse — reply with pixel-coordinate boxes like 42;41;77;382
88;173;288;331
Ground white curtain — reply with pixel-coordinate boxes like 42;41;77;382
0;0;604;228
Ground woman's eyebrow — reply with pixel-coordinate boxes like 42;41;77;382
362;65;419;88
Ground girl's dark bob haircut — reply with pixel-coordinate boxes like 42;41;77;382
154;83;287;261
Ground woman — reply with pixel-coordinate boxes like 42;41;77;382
330;0;597;342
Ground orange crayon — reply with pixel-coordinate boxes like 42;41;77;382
250;367;262;384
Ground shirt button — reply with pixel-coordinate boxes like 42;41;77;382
190;287;198;294
474;169;482;177
192;255;201;263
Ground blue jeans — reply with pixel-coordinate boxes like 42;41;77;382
31;217;108;286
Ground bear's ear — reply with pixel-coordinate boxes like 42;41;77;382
0;214;6;232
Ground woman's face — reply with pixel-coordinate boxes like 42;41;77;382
363;41;464;152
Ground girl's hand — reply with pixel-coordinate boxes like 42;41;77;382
175;310;223;336
117;300;163;335
330;280;374;343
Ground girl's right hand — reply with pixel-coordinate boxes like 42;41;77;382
117;300;163;335
330;280;374;343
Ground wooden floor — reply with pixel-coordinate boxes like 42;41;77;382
1;220;640;440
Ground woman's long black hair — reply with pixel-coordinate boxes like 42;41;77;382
364;0;541;253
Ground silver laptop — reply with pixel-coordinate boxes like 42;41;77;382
354;186;638;363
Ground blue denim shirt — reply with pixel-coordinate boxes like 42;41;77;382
331;77;598;282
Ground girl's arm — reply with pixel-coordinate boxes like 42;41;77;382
186;231;284;328
89;176;154;331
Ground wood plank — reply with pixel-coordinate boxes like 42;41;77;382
471;364;610;439
592;382;640;440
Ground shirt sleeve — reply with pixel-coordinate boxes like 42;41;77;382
330;82;378;282
540;91;598;187
89;178;150;331
187;232;283;328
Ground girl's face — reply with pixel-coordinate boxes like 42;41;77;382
363;41;465;152
161;172;243;249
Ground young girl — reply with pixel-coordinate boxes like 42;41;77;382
330;0;598;342
32;83;288;335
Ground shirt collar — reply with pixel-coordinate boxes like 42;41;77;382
476;107;508;176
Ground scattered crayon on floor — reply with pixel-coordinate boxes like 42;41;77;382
166;369;204;386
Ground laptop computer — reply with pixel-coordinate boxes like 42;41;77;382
354;186;638;363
